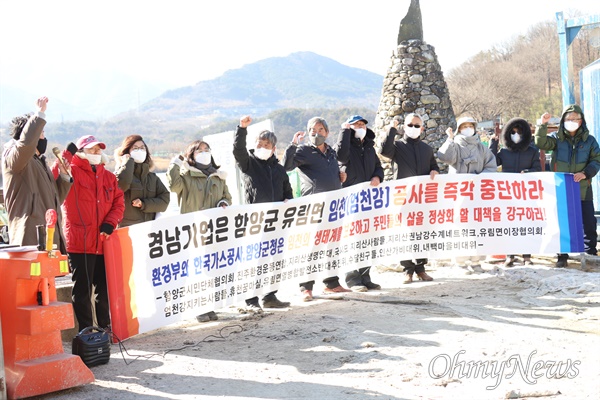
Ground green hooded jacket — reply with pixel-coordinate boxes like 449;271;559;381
534;104;600;201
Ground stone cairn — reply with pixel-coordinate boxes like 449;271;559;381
374;1;455;178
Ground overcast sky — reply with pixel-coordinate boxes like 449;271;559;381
0;0;598;94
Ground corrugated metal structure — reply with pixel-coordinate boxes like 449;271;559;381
557;11;600;210
581;59;600;210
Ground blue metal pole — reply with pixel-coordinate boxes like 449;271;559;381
556;12;575;107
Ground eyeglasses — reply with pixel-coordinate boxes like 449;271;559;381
407;124;421;128
565;118;582;122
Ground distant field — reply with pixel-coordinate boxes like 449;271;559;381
153;157;171;173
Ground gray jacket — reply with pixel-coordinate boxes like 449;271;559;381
437;134;497;174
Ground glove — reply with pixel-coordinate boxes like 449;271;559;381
61;148;74;164
100;223;114;236
66;142;78;156
171;156;183;167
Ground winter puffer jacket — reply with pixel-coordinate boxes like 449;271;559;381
62;154;124;255
233;126;293;204
167;161;232;214
489;118;541;173
282;143;341;196
380;127;440;179
437;132;497;174
2;114;72;251
115;158;170;227
335;127;384;187
535;104;600;201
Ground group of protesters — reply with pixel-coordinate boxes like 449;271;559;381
2;96;598;331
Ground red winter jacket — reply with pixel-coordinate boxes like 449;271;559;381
61;154;124;254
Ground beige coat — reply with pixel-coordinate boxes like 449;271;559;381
2;114;71;251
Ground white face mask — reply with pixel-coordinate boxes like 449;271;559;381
85;153;102;165
130;149;147;163
195;152;212;165
564;121;580;133
511;133;522;144
354;128;367;140
404;126;421;139
459;127;475;137
254;147;272;160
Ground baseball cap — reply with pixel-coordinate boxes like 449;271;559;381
76;135;106;150
346;115;368;125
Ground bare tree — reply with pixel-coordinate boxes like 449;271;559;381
447;17;599;123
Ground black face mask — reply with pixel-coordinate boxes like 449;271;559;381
37;138;48;155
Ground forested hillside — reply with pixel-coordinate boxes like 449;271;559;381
447;20;599;122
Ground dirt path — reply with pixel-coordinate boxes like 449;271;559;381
38;257;600;400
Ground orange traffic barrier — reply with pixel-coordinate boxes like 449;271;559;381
0;247;94;399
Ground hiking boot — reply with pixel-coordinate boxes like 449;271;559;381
262;296;290;308
364;281;381;290
555;259;568;268
196;313;212;323
523;257;533;266
245;301;263;313
403;272;413;284
323;285;351;294
302;290;313;302
416;271;433;281
350;285;368;292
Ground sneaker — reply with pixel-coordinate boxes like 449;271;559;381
323;285;352;294
403;272;413;284
302;290;313;302
416;271;433;281
503;258;514;268
262;297;290;308
470;264;484;273
523;257;533;266
350;285;368;292
364;281;381;290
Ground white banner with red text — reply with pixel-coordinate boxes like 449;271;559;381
104;172;583;339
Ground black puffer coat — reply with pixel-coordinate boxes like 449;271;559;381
380;127;440;179
334;127;384;187
489;118;541;173
233;126;293;204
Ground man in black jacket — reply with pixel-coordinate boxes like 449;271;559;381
380;113;439;283
233;115;292;310
335;115;384;292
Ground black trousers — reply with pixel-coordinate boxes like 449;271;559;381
582;200;598;255
345;267;373;287
558;200;598;259
69;253;111;329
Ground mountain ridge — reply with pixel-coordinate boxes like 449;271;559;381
140;51;383;120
